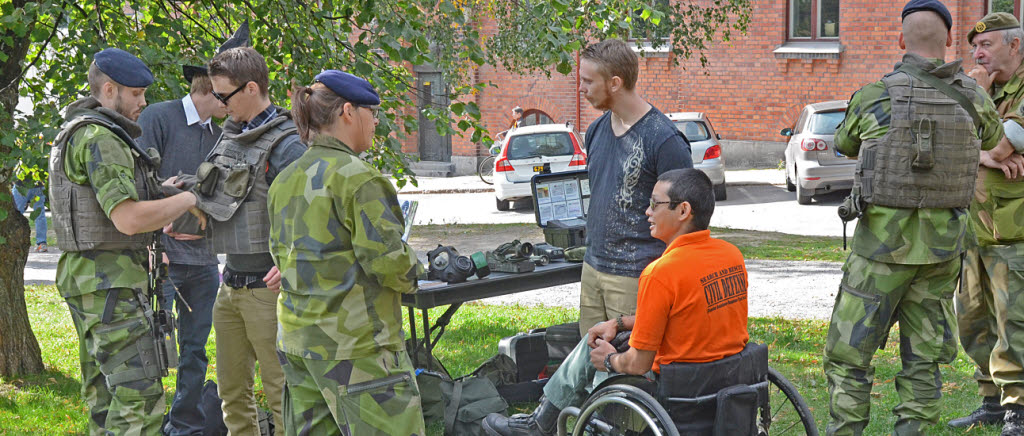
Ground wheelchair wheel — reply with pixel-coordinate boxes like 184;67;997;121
568;380;680;436
761;367;818;436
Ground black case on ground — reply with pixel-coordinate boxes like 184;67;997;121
498;331;549;383
543;322;581;363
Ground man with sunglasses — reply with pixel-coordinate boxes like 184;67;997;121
483;169;749;436
190;46;306;434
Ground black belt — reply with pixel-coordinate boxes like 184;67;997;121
222;268;268;289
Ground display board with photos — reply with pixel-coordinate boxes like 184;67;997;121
531;170;589;227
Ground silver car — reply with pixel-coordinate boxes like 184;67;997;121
666;112;727;201
781;100;853;204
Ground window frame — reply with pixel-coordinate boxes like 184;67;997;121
988;0;1024;22
787;0;841;41
627;0;672;43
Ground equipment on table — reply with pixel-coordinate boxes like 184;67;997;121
486;240;536;273
427;245;490;283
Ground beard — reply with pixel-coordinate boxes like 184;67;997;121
588;92;613;111
113;92;139;121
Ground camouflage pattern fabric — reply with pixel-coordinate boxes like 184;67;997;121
957;59;1024;408
972;60;1024;246
279;349;425;436
957;244;1024;405
824;254;960;436
268;134;422;362
835;56;1002;265
825;56;1003;435
56;123;149;298
51;110;165;435
65;287;165;435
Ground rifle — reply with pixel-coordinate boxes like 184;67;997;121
146;236;179;375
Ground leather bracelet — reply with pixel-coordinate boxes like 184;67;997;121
615;314;625;331
604;352;618;373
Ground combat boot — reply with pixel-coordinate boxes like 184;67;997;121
481;397;560;436
949;396;1005;428
1003;404;1024;436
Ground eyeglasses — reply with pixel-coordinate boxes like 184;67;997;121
649;198;678;209
212;83;247;105
359;105;380;119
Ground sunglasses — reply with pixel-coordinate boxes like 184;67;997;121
649;198;679;209
212;83;247;105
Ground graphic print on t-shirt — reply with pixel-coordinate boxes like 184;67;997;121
615;133;645;211
700;264;748;313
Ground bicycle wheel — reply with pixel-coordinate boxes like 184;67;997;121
760;367;818;436
478;155;495;185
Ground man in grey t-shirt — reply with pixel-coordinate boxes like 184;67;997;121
576;39;692;337
136;68;226;436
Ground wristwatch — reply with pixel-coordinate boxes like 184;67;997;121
604;352;618;373
615;314;625;331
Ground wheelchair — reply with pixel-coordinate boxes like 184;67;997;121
555;343;818;436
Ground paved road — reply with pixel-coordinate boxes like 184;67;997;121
401;180;854;237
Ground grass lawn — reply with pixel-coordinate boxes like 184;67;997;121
0;284;1002;435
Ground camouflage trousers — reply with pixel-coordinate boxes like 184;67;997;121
955;244;1024;405
65;288;166;435
279;349;426;436
823;254;960;436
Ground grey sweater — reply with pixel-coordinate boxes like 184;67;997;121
137;97;222;266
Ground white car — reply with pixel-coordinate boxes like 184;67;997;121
666;112;727;201
493;123;586;211
781;100;852;205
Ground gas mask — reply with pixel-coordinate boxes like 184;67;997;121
426;245;490;283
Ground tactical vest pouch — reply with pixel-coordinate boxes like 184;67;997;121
195;162;218;197
911;119;935;171
224;163;252;198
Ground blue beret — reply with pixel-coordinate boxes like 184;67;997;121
94;48;154;88
901;0;952;30
314;70;380;106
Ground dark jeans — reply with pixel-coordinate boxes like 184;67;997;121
162;263;220;436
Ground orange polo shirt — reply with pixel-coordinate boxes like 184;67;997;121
629;229;749;373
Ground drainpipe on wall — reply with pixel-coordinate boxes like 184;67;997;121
576;50;581;128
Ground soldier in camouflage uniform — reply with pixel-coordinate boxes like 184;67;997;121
49;48;206;435
267;70;425;435
951;12;1024;434
823;2;1005;435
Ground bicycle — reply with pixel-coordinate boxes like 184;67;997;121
478;155;496;185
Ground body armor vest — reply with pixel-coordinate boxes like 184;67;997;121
200;111;297;254
854;69;982;209
49;114;159;251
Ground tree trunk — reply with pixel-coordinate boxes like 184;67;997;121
0;0;46;377
0;194;43;377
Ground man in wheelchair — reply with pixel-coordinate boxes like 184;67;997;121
483;168;750;436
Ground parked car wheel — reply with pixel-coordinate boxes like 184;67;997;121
796;175;813;205
496;197;510;211
714;183;727;201
785;169;796;192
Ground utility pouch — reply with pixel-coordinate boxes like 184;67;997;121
195;162;218;197
224;163;251;198
912;118;936;171
713;384;758;436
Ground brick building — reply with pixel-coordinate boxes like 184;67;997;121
405;0;1007;175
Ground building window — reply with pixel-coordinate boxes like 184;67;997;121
990;0;1023;21
789;0;840;40
521;109;554;127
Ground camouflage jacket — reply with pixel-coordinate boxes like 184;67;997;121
972;59;1024;246
54;98;150;297
268;134;422;361
836;54;1002;264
